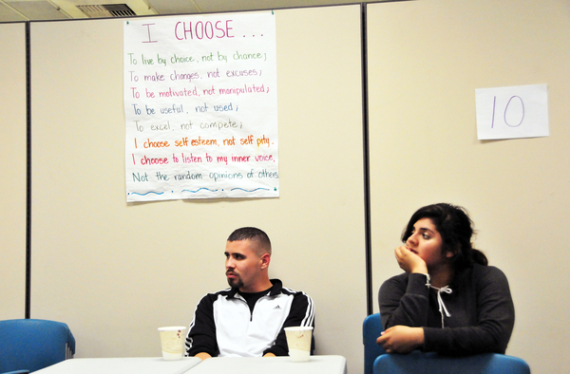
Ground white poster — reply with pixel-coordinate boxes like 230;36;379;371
124;12;278;202
476;84;549;140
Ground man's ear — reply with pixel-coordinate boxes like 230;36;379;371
260;253;271;269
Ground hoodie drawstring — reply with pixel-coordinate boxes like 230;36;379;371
430;285;452;327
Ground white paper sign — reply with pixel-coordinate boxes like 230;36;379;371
476;84;549;140
124;12;278;202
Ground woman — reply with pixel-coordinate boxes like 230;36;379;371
377;203;514;355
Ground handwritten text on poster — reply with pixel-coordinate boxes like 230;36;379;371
124;13;278;202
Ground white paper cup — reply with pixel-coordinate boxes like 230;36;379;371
284;326;313;362
158;326;187;360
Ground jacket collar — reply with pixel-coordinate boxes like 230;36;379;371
228;278;283;298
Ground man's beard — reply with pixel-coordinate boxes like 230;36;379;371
227;275;243;289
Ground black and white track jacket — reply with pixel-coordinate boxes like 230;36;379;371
185;279;315;357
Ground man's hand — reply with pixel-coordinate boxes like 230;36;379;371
195;352;212;360
394;246;428;274
376;325;424;354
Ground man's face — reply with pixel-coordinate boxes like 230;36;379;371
225;239;265;292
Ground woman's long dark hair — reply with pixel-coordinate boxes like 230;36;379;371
401;203;488;271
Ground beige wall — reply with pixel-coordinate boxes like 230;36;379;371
28;6;366;374
3;1;569;373
368;1;570;373
0;23;27;320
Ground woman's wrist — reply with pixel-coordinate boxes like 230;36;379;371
410;264;428;274
413;327;425;349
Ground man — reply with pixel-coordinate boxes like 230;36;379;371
185;227;315;359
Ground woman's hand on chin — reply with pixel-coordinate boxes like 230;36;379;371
394;246;428;274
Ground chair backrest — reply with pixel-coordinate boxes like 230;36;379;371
374;350;531;374
0;319;76;373
363;313;385;374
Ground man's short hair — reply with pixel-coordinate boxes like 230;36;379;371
227;227;272;256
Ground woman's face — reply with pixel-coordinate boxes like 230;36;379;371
406;218;451;269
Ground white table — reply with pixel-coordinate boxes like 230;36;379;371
34;357;202;374
188;355;347;374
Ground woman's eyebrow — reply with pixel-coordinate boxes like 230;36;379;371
416;227;435;234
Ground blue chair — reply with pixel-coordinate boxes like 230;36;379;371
0;319;76;374
374;350;531;374
364;313;530;374
363;313;385;374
